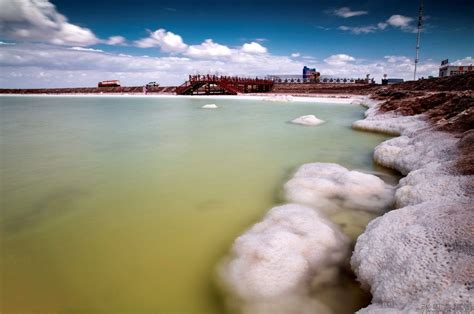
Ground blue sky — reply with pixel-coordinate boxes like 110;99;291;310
0;0;472;87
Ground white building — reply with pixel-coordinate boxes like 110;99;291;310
439;59;473;77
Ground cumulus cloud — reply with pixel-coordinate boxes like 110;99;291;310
185;39;232;58
451;56;473;65
0;43;456;88
0;0;100;46
134;29;188;52
241;42;267;54
387;14;417;32
387;14;414;28
384;55;411;63
0;43;303;87
332;7;368;18
291;52;301;58
338;15;416;35
105;36;126;46
324;54;356;65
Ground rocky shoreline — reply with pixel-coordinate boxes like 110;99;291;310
350;73;473;312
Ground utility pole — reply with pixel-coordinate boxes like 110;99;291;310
414;0;424;80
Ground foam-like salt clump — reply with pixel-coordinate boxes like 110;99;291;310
284;163;394;214
352;202;473;313
291;115;325;126
373;131;458;175
395;162;473;208
201;104;218;109
352;102;428;136
218;204;349;313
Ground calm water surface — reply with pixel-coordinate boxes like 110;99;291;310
0;96;394;313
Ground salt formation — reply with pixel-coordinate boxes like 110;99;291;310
291;115;325;126
394;162;472;208
218;204;349;314
201;104;218;109
284;163;394;214
351;98;474;312
373;131;458;175
352;202;473;313
263;95;294;102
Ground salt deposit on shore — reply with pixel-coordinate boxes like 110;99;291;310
290;115;325;126
218;163;394;313
218;204;348;314
351;99;473;313
201;104;218;109
284;163;394;214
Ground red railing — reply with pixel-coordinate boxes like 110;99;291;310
176;75;273;95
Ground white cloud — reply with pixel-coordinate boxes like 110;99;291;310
134;29;188;52
291;52;301;58
339;21;391;34
0;0;99;46
185;39;232;58
338;15;417;35
105;36;126;46
384;55;411;63
324;54;356;65
377;22;388;30
1;44;458;88
0;43;303;87
387;15;414;27
69;47;104;53
338;25;378;34
451;56;473;65
241;42;267;54
332;7;368;18
387;15;417;32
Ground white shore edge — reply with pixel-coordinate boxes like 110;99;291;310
351;97;473;313
0;93;357;104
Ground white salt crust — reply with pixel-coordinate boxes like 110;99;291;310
351;100;474;312
284;163;395;214
263;95;294;102
218;204;349;314
201;104;218;109
352;202;473;313
291;115;325;126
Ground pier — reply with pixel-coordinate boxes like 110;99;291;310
175;75;274;95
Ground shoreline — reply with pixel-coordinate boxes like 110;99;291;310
350;93;473;312
215;76;473;313
0;93;359;104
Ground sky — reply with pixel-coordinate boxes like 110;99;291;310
0;0;472;88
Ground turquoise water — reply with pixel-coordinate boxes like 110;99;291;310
0;96;394;313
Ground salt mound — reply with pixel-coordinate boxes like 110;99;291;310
291;115;325;126
351;202;473;312
373;131;458;175
218;204;349;313
395;162;472;208
201;104;218;109
284;163;394;214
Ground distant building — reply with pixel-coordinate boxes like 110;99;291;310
439;59;473;77
302;66;320;82
302;66;316;79
381;78;404;85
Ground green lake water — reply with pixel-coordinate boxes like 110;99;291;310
0;96;394;313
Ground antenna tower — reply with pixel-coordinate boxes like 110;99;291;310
414;0;424;80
